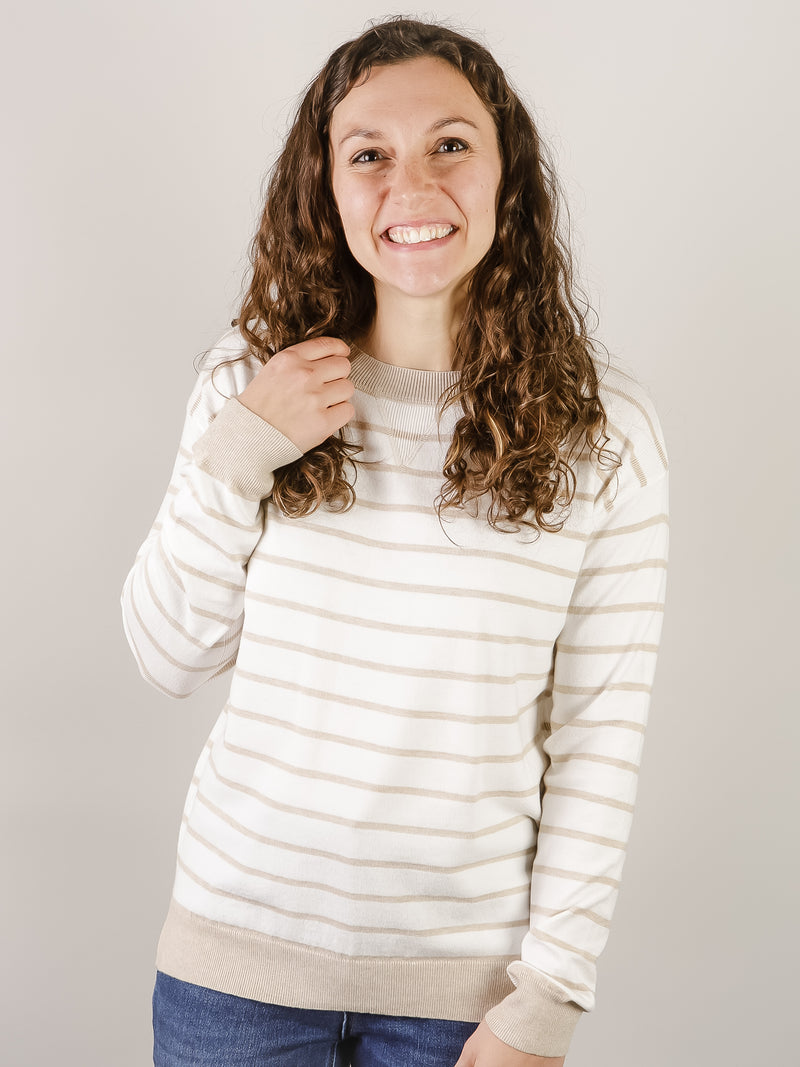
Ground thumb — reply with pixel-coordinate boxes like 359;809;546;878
453;1041;476;1067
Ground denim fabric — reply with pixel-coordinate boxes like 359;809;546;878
153;971;478;1066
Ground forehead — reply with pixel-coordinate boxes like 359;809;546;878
329;56;493;141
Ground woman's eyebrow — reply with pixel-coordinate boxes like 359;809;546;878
429;116;479;133
337;116;479;149
337;127;384;148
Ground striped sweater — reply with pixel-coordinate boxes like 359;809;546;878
121;329;668;1057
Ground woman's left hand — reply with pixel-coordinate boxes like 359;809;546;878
454;1021;566;1067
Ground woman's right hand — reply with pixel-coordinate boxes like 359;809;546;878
237;336;355;454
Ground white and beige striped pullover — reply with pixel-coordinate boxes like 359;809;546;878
121;329;669;1058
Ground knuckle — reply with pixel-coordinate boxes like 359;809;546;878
270;350;292;373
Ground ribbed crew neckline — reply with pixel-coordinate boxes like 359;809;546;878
350;348;460;405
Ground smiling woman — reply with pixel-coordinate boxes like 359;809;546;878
121;16;668;1067
329;58;502;313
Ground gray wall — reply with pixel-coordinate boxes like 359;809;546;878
3;1;796;1063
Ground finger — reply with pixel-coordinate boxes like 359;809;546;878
315;355;353;384
322;377;355;407
324;400;355;433
452;1031;477;1067
290;336;352;362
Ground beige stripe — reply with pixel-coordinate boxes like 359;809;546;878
351;418;442;444
185;821;530;906
129;586;235;675
195;499;262;532
210;657;237;681
125;627;189;700
169;502;252;564
245;591;552;649
169;546;246;592
557;642;659;654
603;384;669;472
192;601;242;626
553;717;645;733
227;703;541;765
357;459;443;481
567;601;664;616
544;786;634;813
594;466;618;508
542;524;591;543
534;864;620;889
234;670;550;726
195;790;533;871
353;497;443;517
177;857;530;938
250;555;566;612
362;457;591;501
353;495;592;540
553;681;652;695
188;387;205;418
537;823;627;849
143;560;234;653
222;737;541;805
548;752;640;774
241;632;550;687
156;542;244;622
580;558;667;576
528;926;598;964
178;446;192;461
269;512;578;579
531;903;610;929
157;539;186;591
606;420;647;488
593;513;669;539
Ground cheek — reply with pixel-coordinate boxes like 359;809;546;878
456;169;500;221
469;181;500;238
337;187;375;242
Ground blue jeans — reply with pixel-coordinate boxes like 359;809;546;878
153;972;478;1066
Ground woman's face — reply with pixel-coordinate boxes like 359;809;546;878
329;57;503;306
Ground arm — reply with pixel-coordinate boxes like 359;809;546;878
120;332;355;698
120;358;303;698
482;413;669;1059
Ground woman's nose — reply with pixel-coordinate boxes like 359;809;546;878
389;159;435;204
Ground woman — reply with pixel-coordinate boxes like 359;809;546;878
122;17;668;1067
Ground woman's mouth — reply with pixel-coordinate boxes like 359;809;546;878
383;224;456;245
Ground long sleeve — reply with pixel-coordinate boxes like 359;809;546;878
121;337;302;698
485;386;669;1055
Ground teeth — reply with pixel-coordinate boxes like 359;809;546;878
386;224;454;244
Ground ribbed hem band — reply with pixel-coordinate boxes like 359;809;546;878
157;900;516;1023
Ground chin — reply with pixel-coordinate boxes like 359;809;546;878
383;271;470;301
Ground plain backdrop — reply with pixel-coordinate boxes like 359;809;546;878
2;1;797;1064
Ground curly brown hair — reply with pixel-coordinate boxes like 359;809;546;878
232;16;615;531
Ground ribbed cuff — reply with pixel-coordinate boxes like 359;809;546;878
483;962;583;1057
193;398;303;500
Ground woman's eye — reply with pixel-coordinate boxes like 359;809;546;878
436;138;468;154
351;149;383;165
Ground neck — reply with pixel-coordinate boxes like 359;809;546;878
360;287;463;371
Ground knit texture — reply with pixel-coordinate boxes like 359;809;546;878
121;328;669;1056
